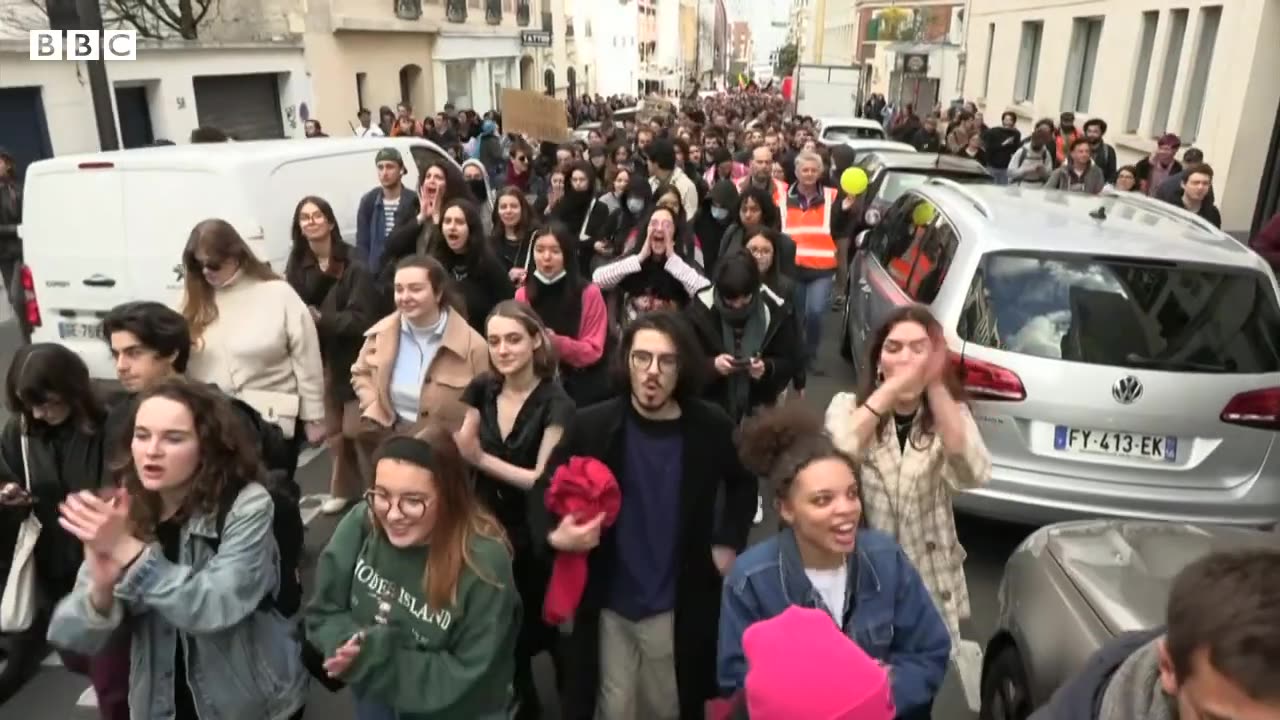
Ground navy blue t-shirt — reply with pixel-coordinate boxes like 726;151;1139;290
607;407;684;620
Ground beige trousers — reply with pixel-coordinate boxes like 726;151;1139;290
595;609;679;720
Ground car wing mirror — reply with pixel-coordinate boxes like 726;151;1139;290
855;230;870;250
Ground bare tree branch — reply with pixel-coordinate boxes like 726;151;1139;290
0;0;212;38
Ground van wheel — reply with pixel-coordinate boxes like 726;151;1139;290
980;645;1033;720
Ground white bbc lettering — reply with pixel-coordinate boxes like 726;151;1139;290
27;30;136;60
66;30;99;60
28;30;62;61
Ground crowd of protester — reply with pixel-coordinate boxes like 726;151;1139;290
0;85;1276;720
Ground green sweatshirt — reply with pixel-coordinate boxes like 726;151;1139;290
305;504;520;718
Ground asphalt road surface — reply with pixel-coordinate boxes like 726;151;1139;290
1;313;1036;720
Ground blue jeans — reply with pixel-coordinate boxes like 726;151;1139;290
799;273;834;367
991;168;1009;186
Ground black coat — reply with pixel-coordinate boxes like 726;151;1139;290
684;285;801;421
532;397;758;719
0;418;104;595
285;242;378;403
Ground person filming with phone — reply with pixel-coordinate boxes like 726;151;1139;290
685;249;801;424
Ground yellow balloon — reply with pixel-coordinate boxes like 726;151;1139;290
840;167;869;196
912;202;936;226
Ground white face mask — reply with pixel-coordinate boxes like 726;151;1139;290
626;198;645;214
710;207;729;221
534;269;566;285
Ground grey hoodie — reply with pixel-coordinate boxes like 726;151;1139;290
1008;143;1056;187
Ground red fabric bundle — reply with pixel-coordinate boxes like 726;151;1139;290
542;456;622;625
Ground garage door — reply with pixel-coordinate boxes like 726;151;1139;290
193;74;285;141
0;86;53;178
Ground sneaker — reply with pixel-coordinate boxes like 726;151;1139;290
753;494;764;525
320;497;351;515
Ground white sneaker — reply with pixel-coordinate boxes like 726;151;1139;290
753;495;764;525
320;497;351;515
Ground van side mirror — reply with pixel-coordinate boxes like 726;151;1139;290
855;230;870;250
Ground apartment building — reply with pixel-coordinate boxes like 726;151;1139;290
965;0;1280;234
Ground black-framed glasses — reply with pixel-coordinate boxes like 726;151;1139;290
364;489;433;519
629;350;679;373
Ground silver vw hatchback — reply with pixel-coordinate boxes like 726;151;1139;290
843;182;1280;527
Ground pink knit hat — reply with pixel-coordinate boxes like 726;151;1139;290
743;606;895;720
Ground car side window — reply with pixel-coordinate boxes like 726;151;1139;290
907;217;960;305
865;194;914;266
877;195;935;296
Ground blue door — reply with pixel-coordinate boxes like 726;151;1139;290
0;86;54;179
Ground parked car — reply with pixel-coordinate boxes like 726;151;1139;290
572;107;640;141
980;519;1274;720
846;150;992;238
842;181;1280;527
19;137;465;380
813;116;886;145
833;138;918;158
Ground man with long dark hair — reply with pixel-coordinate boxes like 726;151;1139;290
537;310;757;720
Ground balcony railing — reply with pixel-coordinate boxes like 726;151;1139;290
516;0;529;26
446;0;466;22
485;0;501;24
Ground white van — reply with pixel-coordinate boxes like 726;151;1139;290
20;137;462;380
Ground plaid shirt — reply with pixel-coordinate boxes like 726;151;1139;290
825;392;992;646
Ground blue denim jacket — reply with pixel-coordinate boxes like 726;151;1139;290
718;528;951;715
46;483;308;720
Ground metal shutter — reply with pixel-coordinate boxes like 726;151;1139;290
193;74;285;141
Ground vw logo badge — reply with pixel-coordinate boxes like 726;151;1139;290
1112;375;1143;404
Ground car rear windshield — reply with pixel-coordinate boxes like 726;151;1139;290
824;126;884;142
877;170;991;204
957;252;1280;374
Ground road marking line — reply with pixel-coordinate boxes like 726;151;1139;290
41;652;62;667
77;686;98;708
298;493;333;527
954;639;983;712
298;446;326;468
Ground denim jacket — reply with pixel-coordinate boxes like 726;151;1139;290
46;482;308;720
718;527;951;715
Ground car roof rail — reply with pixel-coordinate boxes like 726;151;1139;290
925;177;992;219
1099;188;1221;235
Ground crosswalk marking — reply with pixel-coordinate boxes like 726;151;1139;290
298;493;332;528
954;639;983;712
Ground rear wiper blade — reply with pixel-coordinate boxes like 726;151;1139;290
1125;353;1232;373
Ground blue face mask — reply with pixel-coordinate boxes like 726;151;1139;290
710;207;729;221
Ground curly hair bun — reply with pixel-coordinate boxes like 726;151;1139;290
737;401;827;477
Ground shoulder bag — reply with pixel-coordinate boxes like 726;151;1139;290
1;426;42;632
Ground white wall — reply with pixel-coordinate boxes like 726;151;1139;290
433;33;521;112
589;0;639;96
0;42;309;154
964;0;1277;232
656;0;682;69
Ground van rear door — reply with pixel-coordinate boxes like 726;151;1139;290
24;163;132;373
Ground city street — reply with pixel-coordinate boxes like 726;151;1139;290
1;312;1036;720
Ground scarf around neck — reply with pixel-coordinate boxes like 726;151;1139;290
1098;639;1177;720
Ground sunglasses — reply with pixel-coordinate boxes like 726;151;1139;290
193;258;223;272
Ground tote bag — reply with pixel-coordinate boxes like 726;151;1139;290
1;430;42;632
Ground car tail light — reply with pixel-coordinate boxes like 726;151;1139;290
950;352;1026;401
19;265;41;328
1220;388;1280;430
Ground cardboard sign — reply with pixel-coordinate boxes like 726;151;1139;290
501;88;569;142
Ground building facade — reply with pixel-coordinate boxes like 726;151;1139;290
855;1;965;116
0;0;310;170
965;0;1280;233
304;0;564;130
585;0;638;97
730;20;752;78
817;0;857;65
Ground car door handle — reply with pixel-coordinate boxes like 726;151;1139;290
82;276;116;288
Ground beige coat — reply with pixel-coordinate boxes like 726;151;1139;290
825;392;992;645
350;310;489;434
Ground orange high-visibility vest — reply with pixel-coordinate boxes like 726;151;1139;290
782;186;839;271
736;176;789;209
887;229;936;295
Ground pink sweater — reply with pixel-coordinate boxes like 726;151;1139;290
514;283;608;368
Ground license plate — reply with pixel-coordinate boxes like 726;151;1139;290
58;321;103;340
1054;426;1177;462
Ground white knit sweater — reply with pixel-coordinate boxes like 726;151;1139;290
185;275;326;423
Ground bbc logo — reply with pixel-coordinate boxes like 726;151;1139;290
29;30;137;61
